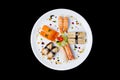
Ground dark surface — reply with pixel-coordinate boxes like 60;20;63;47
4;1;116;79
20;8;100;75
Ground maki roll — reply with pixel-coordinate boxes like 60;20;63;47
45;42;53;50
47;52;54;59
41;48;49;55
51;47;59;54
77;32;86;39
67;32;76;39
68;32;86;39
68;38;86;44
41;42;59;59
78;39;86;44
47;47;59;59
68;39;75;44
67;32;86;44
41;42;53;55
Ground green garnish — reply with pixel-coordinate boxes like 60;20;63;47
79;49;84;53
56;41;62;47
56;33;68;47
70;16;73;18
53;20;56;23
76;21;79;25
62;33;68;43
57;57;59;59
74;48;76;50
71;27;74;29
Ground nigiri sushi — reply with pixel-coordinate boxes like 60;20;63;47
40;25;59;41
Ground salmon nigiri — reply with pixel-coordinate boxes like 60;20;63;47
40;25;59;41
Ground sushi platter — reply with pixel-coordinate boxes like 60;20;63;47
30;9;93;70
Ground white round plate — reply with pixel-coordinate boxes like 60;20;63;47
31;9;93;71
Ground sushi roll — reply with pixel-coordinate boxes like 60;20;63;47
41;48;49;55
47;47;59;59
68;38;86;44
78;39;86;44
67;32;86;44
47;52;54;59
41;42;53;55
45;42;53;50
41;42;59;59
68;32;86;39
51;47;59;54
68;39;75;44
67;32;75;39
77;32;86;39
68;38;79;44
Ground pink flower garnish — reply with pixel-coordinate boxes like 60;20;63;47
72;22;74;24
49;24;52;26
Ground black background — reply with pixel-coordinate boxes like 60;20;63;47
2;0;118;79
